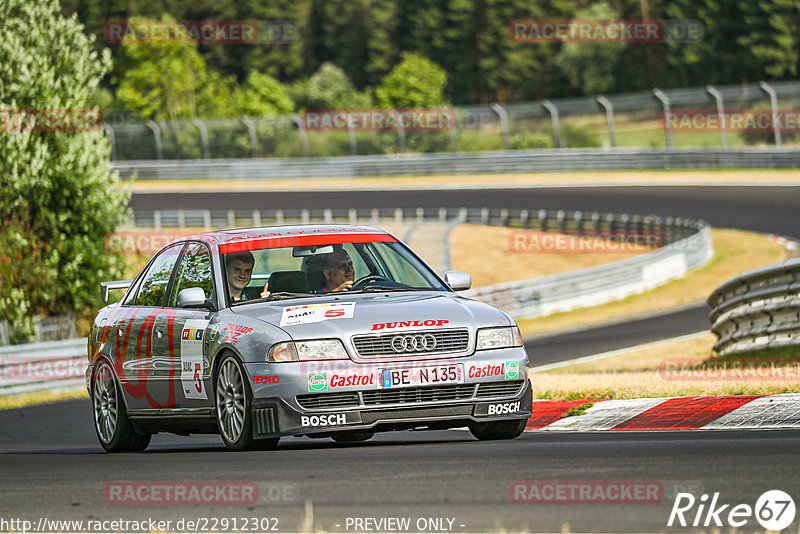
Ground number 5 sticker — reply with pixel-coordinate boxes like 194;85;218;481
180;319;209;400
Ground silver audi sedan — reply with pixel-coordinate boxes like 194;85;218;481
87;225;532;451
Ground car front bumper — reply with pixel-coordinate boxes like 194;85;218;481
243;348;531;437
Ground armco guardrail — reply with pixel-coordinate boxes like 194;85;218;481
465;215;712;318
0;339;87;396
708;258;800;356
114;148;800;180
131;206;713;320
1;208;713;396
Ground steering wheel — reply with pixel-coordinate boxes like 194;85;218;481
350;274;392;290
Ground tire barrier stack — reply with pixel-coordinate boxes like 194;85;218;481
708;258;800;356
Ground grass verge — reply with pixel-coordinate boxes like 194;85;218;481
515;228;787;337
0;387;87;411
532;333;800;400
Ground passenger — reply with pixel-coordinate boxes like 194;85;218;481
225;251;269;301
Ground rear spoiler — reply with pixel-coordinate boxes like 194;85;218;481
100;280;133;304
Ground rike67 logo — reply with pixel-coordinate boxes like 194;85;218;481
668;490;796;530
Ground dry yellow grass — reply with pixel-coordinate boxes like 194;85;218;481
129;170;800;193
449;224;647;287
0;387;87;411
515;228;787;337
532;333;800;400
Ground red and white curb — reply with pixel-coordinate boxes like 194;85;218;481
525;394;800;431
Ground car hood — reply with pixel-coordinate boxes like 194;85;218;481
231;291;512;339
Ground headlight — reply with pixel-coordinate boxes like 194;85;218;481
268;342;298;362
476;326;523;350
268;339;349;362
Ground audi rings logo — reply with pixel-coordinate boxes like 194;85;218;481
390;334;437;353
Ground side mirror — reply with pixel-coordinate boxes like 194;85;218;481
178;287;215;310
444;271;471;291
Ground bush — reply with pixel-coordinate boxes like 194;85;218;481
0;0;128;332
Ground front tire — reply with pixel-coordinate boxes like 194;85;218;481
215;354;279;451
468;418;527;441
92;360;151;452
331;431;374;443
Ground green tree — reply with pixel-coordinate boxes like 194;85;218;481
555;2;625;95
375;52;448;108
113;16;236;120
0;0;129;333
234;71;295;116
293;63;372;109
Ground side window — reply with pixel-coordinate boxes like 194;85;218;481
169;243;214;307
134;245;183;307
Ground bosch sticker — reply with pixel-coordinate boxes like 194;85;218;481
281;302;355;327
180;319;209;400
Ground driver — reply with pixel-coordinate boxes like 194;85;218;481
316;248;355;293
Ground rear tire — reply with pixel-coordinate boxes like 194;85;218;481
468;418;527;441
330;431;374;443
92;360;151;452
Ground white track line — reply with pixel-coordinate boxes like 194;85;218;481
531;331;710;372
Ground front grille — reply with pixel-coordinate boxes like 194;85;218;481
476;380;525;398
362;384;475;406
296;392;360;410
353;329;469;357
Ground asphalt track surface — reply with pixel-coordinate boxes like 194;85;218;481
1;185;796;533
131;185;800;238
132;185;799;359
2;400;800;532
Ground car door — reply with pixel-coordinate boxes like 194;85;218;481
165;241;217;410
116;243;184;412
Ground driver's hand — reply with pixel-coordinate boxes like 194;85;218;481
333;280;353;292
260;283;270;298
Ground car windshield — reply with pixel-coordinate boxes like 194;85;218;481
223;238;448;304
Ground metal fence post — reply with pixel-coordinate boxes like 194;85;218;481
538;209;548;231
391;110;406;153
652;89;673;149
596;96;616;148
490;103;510;150
542;100;562;148
759;81;782;147
145;120;163;160
447;112;458;152
191;118;210;158
345;112;357;155
706;85;728;148
102;123;117;161
290;114;310;157
203;210;211;230
241;117;258;158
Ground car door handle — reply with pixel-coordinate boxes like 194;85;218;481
155;327;165;339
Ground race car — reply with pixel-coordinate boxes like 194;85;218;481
87;225;532;452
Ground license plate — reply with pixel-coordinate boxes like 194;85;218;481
378;364;464;388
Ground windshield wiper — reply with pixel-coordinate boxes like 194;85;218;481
349;286;420;293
